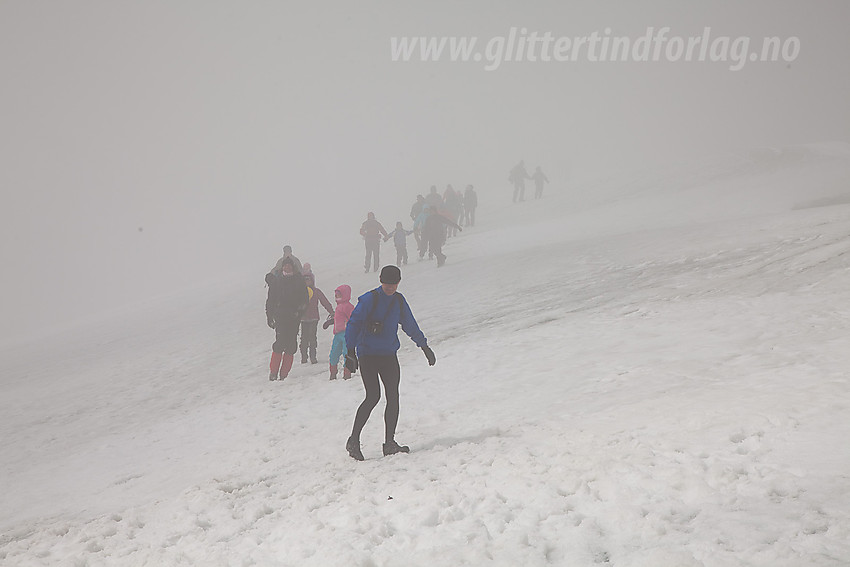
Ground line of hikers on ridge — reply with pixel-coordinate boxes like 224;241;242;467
359;183;478;271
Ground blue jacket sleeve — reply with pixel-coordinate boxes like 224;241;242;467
345;294;370;351
399;296;427;348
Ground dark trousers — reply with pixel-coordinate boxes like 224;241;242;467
299;320;318;359
423;236;445;264
364;240;380;271
351;354;401;443
395;245;408;265
464;207;475;226
534;183;544;199
419;234;443;260
513;181;525;202
272;315;300;355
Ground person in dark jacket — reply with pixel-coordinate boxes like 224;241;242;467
265;257;309;381
420;205;463;267
360;212;388;273
509;160;531;203
409;194;425;221
299;266;334;364
424;185;443;208
343;265;436;460
270;245;303;276
531;166;549;199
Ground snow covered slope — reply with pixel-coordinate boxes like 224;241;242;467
2;144;850;566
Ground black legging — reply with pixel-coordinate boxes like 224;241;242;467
272;315;300;355
351;354;401;443
299;320;319;357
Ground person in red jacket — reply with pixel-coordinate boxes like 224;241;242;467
299;264;334;364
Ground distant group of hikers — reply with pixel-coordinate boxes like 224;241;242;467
262;165;549;461
359;183;478;271
508;160;549;202
264;248;435;460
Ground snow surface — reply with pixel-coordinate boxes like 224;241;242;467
2;144;850;566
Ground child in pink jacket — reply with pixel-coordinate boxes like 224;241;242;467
325;284;355;380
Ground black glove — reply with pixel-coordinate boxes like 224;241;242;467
266;314;275;329
422;346;436;366
345;349;359;373
322;313;334;330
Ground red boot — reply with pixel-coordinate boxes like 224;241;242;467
329;364;338;380
269;352;282;381
279;353;294;380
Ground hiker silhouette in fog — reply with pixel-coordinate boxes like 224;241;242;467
344;265;435;461
270;245;303;276
413;206;433;260
532;166;549;199
409;194;425;249
463;185;478;226
265;257;309;381
360;212;388;273
424;185;443;208
509;160;531;203
385;221;414;266
419;205;462;267
443;184;462;238
410;194;425;221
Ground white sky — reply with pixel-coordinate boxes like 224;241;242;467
1;1;849;342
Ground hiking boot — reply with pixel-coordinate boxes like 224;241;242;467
382;440;410;456
346;437;364;461
342;367;352;380
300;353;308;364
269;371;278;381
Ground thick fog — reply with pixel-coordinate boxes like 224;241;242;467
1;1;848;344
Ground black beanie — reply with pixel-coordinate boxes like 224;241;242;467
379;265;402;284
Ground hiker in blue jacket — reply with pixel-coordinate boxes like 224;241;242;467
343;265;436;460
